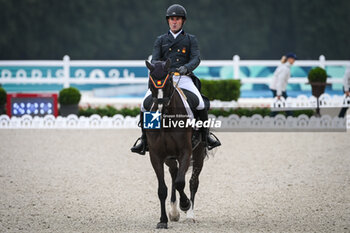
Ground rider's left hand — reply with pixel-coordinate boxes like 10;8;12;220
177;66;188;75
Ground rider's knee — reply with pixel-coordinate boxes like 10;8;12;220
196;98;205;110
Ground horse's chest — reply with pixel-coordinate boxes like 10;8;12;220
148;131;188;155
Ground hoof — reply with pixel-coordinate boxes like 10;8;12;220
156;222;168;229
169;201;180;222
184;218;196;223
169;211;180;222
186;208;195;222
179;199;191;212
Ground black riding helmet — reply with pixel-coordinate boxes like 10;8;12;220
166;4;187;20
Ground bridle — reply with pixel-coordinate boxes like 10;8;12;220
149;72;182;109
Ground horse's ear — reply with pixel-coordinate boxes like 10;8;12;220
145;60;154;72
164;58;171;71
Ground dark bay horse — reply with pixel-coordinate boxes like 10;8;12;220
144;59;206;229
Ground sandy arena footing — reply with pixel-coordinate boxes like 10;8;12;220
0;130;349;232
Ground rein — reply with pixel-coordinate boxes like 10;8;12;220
166;72;182;107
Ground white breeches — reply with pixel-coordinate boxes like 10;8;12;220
141;75;205;111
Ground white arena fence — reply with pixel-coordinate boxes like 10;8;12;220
209;93;350;109
0;114;349;131
0;94;349;130
0;55;349;87
1;55;349;130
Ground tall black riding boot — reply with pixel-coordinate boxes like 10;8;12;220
198;109;221;150
130;112;148;155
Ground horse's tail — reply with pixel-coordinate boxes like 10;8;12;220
187;143;209;174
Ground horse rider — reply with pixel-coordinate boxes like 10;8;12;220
131;4;221;155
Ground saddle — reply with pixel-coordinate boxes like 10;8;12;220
143;88;208;150
143;88;210;114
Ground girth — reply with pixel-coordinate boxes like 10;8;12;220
152;97;170;105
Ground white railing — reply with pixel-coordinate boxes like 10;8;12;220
208;94;350;110
0;55;349;87
1;95;349;129
0;114;348;131
0;56;146;87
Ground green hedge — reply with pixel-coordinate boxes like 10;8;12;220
59;87;81;105
291;110;315;117
209;108;270;117
0;87;7;105
209;108;314;117
79;106;140;117
308;67;327;83
79;106;314;118
201;79;241;101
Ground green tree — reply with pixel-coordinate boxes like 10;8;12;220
0;0;349;60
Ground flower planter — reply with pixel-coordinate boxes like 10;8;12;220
309;82;328;98
307;82;330;117
58;87;81;116
60;104;79;116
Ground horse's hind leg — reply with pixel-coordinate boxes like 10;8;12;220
188;144;205;221
175;149;191;213
165;158;180;222
150;155;168;229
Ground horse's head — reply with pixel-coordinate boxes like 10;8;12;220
146;59;174;111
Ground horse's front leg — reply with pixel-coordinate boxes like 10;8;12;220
150;154;168;229
175;148;192;213
165;158;180;222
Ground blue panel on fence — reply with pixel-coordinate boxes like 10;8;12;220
0;62;347;98
70;67;148;78
0;66;63;78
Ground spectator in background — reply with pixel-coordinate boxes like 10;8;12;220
269;53;297;117
338;66;350;118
